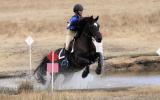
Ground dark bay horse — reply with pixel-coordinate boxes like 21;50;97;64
34;16;103;84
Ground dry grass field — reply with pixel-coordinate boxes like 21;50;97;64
0;86;160;100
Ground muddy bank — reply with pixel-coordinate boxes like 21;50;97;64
105;56;160;72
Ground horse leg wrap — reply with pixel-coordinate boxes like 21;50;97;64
93;40;103;54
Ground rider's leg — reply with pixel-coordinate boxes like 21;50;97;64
65;30;75;55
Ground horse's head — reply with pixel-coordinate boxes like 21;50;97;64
78;16;102;42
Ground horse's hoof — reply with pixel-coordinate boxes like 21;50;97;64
34;74;46;84
96;67;101;75
39;77;46;85
34;73;39;80
35;77;45;84
82;70;89;78
41;80;46;85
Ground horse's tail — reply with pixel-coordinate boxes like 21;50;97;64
34;56;48;74
34;56;50;84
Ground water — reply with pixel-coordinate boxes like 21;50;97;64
0;70;160;92
50;71;160;90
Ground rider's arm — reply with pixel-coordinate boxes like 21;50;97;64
67;16;79;31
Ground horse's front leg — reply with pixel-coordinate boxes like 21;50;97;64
77;56;90;65
82;65;90;78
96;52;103;75
75;55;90;78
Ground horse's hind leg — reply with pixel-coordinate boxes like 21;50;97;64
96;52;103;75
34;66;46;84
82;65;90;78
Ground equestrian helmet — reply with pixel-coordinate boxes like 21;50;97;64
73;4;83;12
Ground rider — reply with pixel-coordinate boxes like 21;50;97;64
65;4;83;56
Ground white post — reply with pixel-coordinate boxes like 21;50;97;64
29;45;32;75
25;36;34;76
51;51;54;92
156;48;160;56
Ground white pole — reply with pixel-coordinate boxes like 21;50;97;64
156;48;160;56
29;45;32;75
51;51;54;92
25;36;34;77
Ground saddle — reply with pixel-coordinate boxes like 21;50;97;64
68;32;81;54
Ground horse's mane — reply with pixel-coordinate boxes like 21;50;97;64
78;16;92;26
76;16;94;36
78;16;98;30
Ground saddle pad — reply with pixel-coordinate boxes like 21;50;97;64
47;48;66;62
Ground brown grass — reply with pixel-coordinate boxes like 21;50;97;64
0;0;159;37
0;86;160;100
17;81;33;93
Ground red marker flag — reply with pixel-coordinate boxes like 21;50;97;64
47;63;59;73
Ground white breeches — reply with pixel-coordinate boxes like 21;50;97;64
65;30;75;50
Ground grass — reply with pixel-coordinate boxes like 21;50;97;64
17;81;33;93
0;86;160;100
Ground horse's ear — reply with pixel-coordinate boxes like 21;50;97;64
90;15;93;20
95;16;99;22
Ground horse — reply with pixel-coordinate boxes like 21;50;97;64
34;16;103;84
